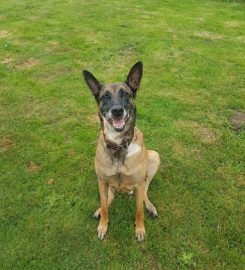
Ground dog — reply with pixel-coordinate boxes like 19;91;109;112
82;62;160;241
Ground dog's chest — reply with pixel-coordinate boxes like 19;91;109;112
110;142;141;172
108;166;139;192
127;142;141;157
96;128;145;192
102;143;143;192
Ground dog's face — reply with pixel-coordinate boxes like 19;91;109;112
83;62;143;132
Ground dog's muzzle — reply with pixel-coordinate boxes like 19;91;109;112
111;106;124;118
110;106;128;131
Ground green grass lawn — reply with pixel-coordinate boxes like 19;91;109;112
1;0;245;269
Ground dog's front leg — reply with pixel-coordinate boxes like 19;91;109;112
135;182;146;241
97;179;109;240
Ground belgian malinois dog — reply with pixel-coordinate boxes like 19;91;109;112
83;62;160;241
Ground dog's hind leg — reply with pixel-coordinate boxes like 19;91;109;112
144;150;160;218
94;186;114;219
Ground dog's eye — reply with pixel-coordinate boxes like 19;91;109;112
120;90;130;98
101;93;111;100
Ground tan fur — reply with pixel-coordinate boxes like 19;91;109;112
95;127;160;241
83;61;159;241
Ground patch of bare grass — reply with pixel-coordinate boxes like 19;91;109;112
45;40;60;53
194;31;223;41
225;21;240;28
177;120;218;144
1;57;15;65
156;89;201;105
28;161;40;173
0;30;10;38
230;112;245;130
0;137;14;152
16;57;39;70
172;141;184;156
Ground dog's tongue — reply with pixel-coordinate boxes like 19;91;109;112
112;118;125;129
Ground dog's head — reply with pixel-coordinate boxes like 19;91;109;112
83;62;143;132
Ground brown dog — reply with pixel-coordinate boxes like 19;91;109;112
83;62;160;241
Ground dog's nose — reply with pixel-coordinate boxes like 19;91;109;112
111;106;124;118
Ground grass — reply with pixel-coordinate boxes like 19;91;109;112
0;0;244;269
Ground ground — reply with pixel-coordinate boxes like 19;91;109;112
0;0;244;269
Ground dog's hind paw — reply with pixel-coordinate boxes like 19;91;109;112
93;208;101;219
149;211;158;218
148;207;158;218
145;203;158;219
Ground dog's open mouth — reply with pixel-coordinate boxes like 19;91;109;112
112;117;126;131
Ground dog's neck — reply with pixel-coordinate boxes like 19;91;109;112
103;118;134;146
99;113;135;151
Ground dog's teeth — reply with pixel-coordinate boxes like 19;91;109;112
112;118;125;130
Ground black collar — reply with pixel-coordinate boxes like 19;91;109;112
102;126;134;155
104;138;131;152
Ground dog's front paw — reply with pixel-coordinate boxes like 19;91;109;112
135;226;146;242
97;222;108;240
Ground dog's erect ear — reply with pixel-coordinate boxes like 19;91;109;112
82;70;102;102
126;61;143;94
